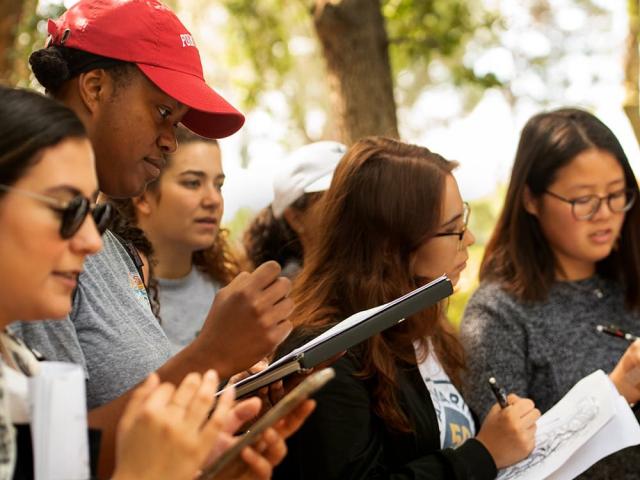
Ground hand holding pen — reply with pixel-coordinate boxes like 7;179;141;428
474;376;540;469
605;326;640;404
488;377;509;409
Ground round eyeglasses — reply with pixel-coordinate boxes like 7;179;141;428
0;184;112;239
544;188;636;221
434;202;470;251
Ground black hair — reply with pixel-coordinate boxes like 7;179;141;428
482;108;640;308
242;192;321;270
29;46;135;95
0;86;86;189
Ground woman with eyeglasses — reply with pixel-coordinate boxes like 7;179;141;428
0;86;307;480
460;108;640;477
273;137;540;480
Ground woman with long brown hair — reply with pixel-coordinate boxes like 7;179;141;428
273;137;539;479
460;108;640;477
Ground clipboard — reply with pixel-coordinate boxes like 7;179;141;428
227;274;453;398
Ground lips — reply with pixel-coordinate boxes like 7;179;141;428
143;157;166;179
589;228;614;245
194;217;218;225
52;270;81;289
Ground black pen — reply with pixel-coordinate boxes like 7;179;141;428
596;324;638;342
488;377;509;409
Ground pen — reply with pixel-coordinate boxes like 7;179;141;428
488;377;509;409
596;324;638;342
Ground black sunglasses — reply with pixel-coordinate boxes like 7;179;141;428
0;184;111;239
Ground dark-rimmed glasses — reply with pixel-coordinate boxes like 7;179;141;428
544;188;636;221
434;202;470;251
0;184;111;239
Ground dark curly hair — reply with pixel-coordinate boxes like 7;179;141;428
242;192;322;271
107;198;161;320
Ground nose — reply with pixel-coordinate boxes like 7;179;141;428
466;228;476;247
69;214;103;256
590;197;614;221
157;124;178;154
202;185;222;209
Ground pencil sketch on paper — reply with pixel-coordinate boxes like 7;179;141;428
497;396;599;480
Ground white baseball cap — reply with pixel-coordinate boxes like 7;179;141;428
272;141;347;218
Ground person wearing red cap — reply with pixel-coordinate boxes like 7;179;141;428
13;0;302;476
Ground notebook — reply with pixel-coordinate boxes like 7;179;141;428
229;275;453;398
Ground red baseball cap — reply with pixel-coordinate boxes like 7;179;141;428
46;0;244;139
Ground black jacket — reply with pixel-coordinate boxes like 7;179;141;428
273;352;497;480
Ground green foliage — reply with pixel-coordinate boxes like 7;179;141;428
446;246;480;329
223;206;257;246
9;0;65;88
218;0;505;142
384;0;501;83
221;0;310;110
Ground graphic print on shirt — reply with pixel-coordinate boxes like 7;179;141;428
128;272;149;304
416;342;476;449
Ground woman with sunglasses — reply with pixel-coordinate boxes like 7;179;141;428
0;86;308;480
460;108;640;477
273;137;540;480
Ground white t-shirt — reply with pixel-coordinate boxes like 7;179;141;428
415;340;476;449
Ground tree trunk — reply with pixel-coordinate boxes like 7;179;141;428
623;0;640;145
313;0;399;145
0;0;25;83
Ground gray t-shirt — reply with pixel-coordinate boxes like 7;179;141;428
10;231;172;409
157;268;219;353
460;277;640;479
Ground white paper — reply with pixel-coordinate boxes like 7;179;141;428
497;370;640;480
548;389;640;479
30;362;90;480
3;363;30;424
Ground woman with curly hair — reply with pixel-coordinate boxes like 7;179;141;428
243;141;346;278
110;126;241;350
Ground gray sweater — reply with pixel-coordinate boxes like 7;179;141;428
460;277;640;478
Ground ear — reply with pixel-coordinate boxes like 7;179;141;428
522;185;539;217
76;69;113;115
283;207;305;235
133;193;154;217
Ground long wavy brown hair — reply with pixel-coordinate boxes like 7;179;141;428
289;136;465;432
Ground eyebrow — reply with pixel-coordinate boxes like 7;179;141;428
179;170;226;180
570;178;626;190
441;211;463;227
44;186;99;202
